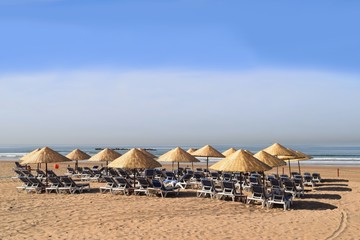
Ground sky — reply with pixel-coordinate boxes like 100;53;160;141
0;0;359;146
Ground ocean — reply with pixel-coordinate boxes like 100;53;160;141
1;144;360;167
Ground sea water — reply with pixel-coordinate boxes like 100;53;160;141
1;144;360;166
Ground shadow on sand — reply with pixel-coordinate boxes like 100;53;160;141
323;178;349;183
314;187;352;192
304;193;341;200
316;183;348;187
293;201;338;210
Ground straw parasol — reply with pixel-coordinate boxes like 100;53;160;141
286;148;312;174
108;148;162;187
158;147;200;175
262;143;298;174
88;148;121;166
245;150;254;155
254;150;286;175
66;149;91;170
137;148;157;159
210;149;271;195
20;148;41;168
20;146;72;184
222;148;237;157
186;148;197;154
192;145;224;171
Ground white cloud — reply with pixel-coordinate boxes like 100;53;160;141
0;68;359;145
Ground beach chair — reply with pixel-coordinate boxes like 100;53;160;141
197;179;217;198
134;177;152;195
268;189;292;211
247;184;269;208
303;175;315;187
216;181;244;202
100;176;119;193
15;161;27;170
154;169;164;179
175;174;192;189
210;172;220;181
113;177;134;195
283;180;300;198
36;169;46;181
46;170;58;178
222;172;232;181
81;169;101;182
144;169;155;179
20;169;35;178
26;177;46;194
16;176;33;192
312;173;322;183
270;178;283;191
293;178;305;197
46;177;68;194
147;179;179;198
190;172;205;188
164;171;177;181
61;176;90;194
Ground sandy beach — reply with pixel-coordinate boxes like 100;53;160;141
1;161;359;240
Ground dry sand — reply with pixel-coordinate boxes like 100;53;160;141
0;161;359;240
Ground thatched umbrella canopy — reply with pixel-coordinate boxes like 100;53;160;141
222;148;237;157
254;150;286;175
108;148;161;187
109;148;161;169
158;147;200;173
286;148;312;174
20;148;41;163
66;149;91;170
20;146;72;184
262;143;298;174
245;150;254;155
137;148;157;159
210;150;271;194
210;150;271;172
88;148;121;166
192;145;224;171
186;148;197;154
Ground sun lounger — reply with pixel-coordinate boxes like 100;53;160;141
134;177;152;195
247;184;269;208
197;179;217;198
147;179;179;198
216;181;245;202
26;177;46;194
303;175;315;187
61;176;90;194
283;179;301;198
16;176;33;192
190;172;205;188
312;173;322;183
112;177;134;195
293;178;305;196
46;177;69;194
175;174;193;189
268;189;292;211
99;176;119;193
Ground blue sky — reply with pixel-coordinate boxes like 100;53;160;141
0;1;359;145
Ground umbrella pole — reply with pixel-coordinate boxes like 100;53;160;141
239;172;243;196
288;160;291;176
75;160;78;171
298;161;301;175
276;166;279;175
262;172;265;186
45;162;48;186
191;162;193;170
172;162;174;171
207;156;210;171
177;162;180;180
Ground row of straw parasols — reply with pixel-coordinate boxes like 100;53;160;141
19;143;311;186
